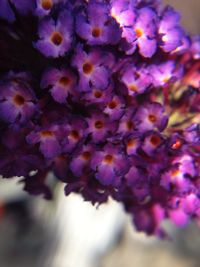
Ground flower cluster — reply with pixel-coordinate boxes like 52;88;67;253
0;0;199;236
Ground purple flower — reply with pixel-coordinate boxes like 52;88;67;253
82;85;113;105
70;145;95;176
72;45;110;91
120;64;152;96
149;60;182;87
76;1;121;45
51;154;70;181
35;10;73;57
62;117;87;153
184;124;200;145
135;102;168;132
26;124;64;159
132;204;165;236
35;0;57;17
117;6;158;57
132;7;157;57
40;67;77;103
103;95;125;121
159;6;184;53
125;134;141;156
160;154;196;192
117;109;137;137
91;144;130;186
0;78;37;124
141;131;164;156
111;0;136;27
86;111;117;143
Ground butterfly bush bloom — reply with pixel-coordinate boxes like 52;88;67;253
0;0;200;236
76;1;121;45
35;10;73;57
41;67;77;103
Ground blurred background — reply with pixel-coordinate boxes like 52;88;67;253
0;1;199;267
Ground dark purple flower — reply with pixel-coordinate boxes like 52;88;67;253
0;78;37;124
86;111;117;143
51;154;70;181
117;109;137;137
70;145;95;176
0;0;199;236
91;144;130;186
103;95;125;121
160;154;196;192
135;102;168;132
26;124;64;159
82;85;113;105
125;134;141;156
72;45;110;91
132;204;165;236
76;1;121;45
40;67;77;103
141;131;164;156
35;10;73;57
35;0;57;17
62;117;87;153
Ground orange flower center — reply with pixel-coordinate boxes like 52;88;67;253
70;130;80;140
13;94;25;106
150;135;161;146
95;120;104;129
94;90;103;98
82;62;93;75
126;121;134;130
59;76;71;86
82;151;91;160
148;114;157;123
171;169;181;177
129;84;138;92
51;32;63;46
41;0;53;10
108;100;117;109
91;27;102;38
135;28;143;38
104;154;114;164
127;139;136;148
41;130;54;137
